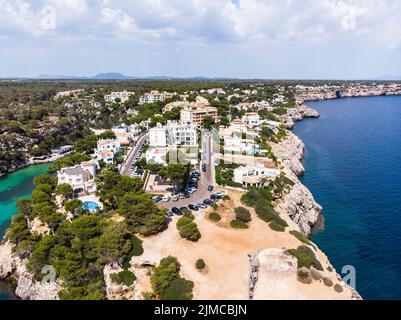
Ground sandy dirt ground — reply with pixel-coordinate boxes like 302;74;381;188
136;188;354;300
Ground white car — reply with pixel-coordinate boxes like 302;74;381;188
162;195;171;202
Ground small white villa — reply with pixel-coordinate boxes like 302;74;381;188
97;139;121;154
57;161;97;195
233;164;280;188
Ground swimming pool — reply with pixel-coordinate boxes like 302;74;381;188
83;201;100;211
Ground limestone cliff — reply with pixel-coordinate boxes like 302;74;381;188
0;241;59;300
272;109;323;236
280;104;320;129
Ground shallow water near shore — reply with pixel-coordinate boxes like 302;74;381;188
0;163;51;300
293;95;401;300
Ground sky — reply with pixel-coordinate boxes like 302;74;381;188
1;0;401;79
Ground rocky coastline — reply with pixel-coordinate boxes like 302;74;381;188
0;103;358;300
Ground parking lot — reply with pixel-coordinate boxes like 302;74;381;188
157;133;217;213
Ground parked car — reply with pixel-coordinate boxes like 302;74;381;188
188;204;199;211
172;195;179;202
162;195;171;202
208;185;214;192
166;210;174;217
171;207;182;215
178;193;185;199
184;193;190;198
203;199;213;205
152;196;162;202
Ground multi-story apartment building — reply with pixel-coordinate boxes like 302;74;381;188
149;121;197;147
104;91;135;103
139;91;174;105
180;106;219;127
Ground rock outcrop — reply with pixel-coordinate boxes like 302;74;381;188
0;241;59;300
271;131;305;176
271;121;323;235
104;262;139;300
280;104;320;129
276;182;322;235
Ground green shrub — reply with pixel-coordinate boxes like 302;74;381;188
255;205;278;222
269;221;285;232
234;207;252;223
255;205;288;230
230;220;249;229
212;204;219;211
177;215;201;242
334;284;344;293
297;268;312;284
290;230;314;247
151;256;181;296
195;259;206;270
322;277;334;287
286;246;323;271
111;270;136;286
222;195;231;201
161;277;194;300
208;212;221;222
151;256;194;300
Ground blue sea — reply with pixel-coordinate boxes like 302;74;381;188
0;164;51;300
293;95;401;300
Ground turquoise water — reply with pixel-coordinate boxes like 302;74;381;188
83;201;100;211
0;163;51;300
293;95;401;300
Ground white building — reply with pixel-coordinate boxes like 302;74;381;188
104;91;135;103
149;121;197;147
242;113;261;126
233;164;280;188
180;106;219;127
149;124;168;147
95;150;114;165
97;139;121;154
145;147;169;165
55;89;84;99
57;161;97;194
139;91;174;105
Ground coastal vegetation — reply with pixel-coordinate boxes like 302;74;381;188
4;165;163;299
234;206;252;223
208;212;222;222
241;188;288;232
176;214;201;242
290;230;315;249
150;256;194;300
286;246;323;271
195;259;206;271
111;270;137;287
230;219;249;229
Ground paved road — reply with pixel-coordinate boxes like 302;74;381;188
120;133;148;177
160;132;216;210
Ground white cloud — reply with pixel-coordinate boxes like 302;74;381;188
0;0;400;49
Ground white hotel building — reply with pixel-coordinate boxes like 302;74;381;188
149;121;198;147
